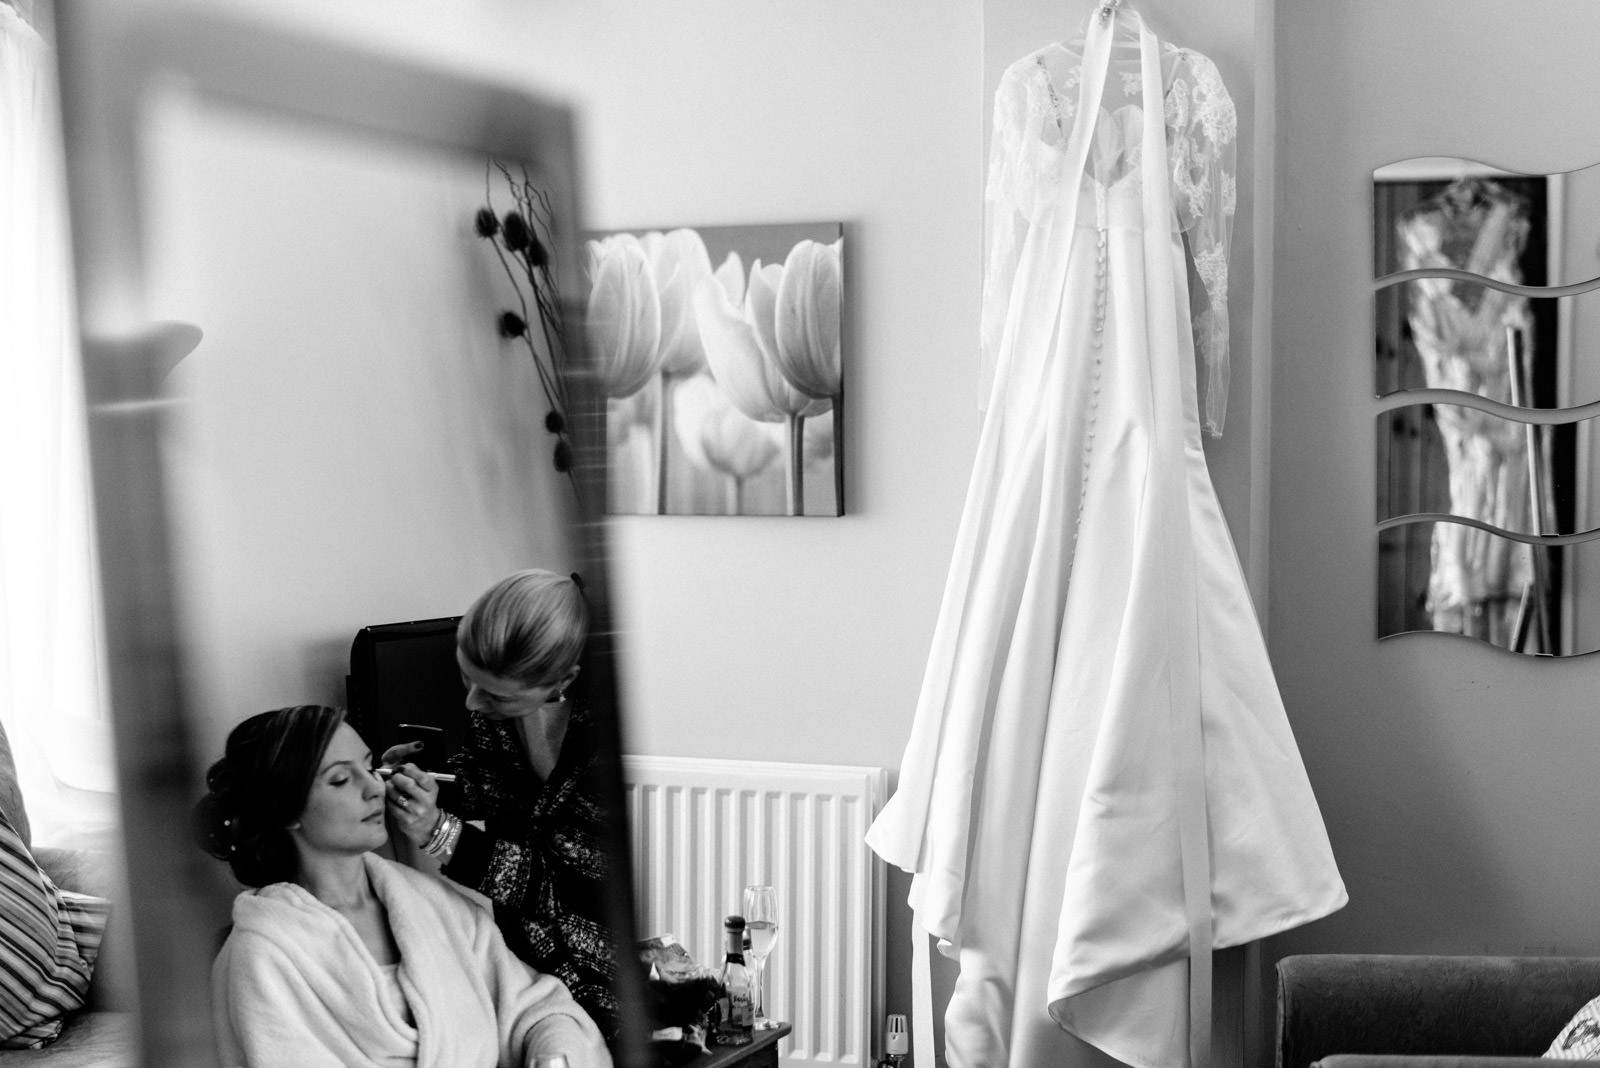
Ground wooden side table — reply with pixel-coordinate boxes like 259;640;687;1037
690;1023;792;1068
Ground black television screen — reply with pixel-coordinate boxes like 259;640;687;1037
347;616;468;770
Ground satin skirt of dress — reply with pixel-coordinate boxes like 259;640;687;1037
865;182;1346;1068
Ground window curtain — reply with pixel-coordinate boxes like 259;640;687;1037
0;3;119;849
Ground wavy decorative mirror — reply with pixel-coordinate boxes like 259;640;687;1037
1373;156;1600;655
1375;519;1600;652
56;3;647;1063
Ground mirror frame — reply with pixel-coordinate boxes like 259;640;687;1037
54;3;646;1063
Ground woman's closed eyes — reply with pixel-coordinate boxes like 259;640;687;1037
324;753;379;789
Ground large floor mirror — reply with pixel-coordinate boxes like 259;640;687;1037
55;2;645;1063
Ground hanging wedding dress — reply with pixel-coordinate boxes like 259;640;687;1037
864;7;1347;1067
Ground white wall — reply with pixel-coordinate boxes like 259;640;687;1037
1268;4;1600;1062
573;8;987;774
164;0;986;1049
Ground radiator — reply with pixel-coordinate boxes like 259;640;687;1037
621;755;889;1067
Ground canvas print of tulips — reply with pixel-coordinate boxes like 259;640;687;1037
586;222;844;516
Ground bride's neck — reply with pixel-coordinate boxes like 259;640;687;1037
297;853;372;911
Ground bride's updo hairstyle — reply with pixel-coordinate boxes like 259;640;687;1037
457;569;589;688
193;705;346;887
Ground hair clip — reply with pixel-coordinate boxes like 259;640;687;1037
569;571;586;591
1099;0;1122;21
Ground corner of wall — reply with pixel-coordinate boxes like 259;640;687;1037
1246;0;1277;624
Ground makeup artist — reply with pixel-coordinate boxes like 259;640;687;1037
381;569;620;1042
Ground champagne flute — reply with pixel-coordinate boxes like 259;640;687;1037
742;885;780;1029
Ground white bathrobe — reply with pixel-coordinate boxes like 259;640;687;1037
213;854;611;1068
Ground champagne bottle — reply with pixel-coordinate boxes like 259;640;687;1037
716;915;754;1046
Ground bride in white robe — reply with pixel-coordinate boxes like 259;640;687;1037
196;705;610;1068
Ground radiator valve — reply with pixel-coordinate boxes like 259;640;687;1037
878;1012;909;1068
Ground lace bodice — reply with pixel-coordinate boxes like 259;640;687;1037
980;31;1238;435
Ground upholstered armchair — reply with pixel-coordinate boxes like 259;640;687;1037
1277;954;1600;1068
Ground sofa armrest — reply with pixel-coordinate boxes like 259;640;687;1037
1277;954;1600;1068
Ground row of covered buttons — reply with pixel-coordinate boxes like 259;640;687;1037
1076;189;1108;546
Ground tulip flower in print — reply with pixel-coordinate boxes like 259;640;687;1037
772;238;843;400
803;409;836;467
694;252;830;515
637;228;718;510
585;234;663;400
640;229;714;378
699;256;829;420
672;372;783;514
607;387;658;514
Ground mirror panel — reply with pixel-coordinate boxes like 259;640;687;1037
1373;158;1600;405
1376;519;1600;655
1373;156;1600;289
58;5;645;1063
1376;403;1588;536
1373;281;1600;405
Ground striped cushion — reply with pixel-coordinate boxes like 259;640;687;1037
0;809;109;1049
0;723;30;852
1547;995;1600;1060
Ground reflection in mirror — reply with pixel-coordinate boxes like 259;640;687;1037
1373;157;1600;656
1373;155;1600;289
146;89;577;735
58;5;645;1063
1375;519;1600;655
1376;403;1584;535
150;83;638;1063
1374;282;1600;403
1372;158;1572;403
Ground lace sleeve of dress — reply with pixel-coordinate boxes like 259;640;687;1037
979;61;1036;417
1168;48;1237;437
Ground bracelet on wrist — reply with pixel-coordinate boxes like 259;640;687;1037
442;814;462;857
421;811;448;852
423;812;462;857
